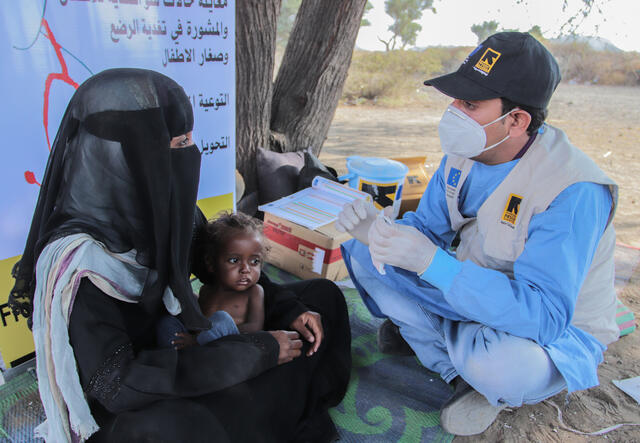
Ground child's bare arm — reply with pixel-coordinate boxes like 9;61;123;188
237;284;265;333
198;284;218;318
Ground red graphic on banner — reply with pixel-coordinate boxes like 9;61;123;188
42;18;79;151
25;19;80;187
24;171;41;186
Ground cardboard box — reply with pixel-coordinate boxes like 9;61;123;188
263;212;352;281
391;156;431;215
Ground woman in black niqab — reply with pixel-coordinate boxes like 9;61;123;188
10;67;209;331
8;69;351;443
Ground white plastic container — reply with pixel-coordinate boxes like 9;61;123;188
339;156;409;218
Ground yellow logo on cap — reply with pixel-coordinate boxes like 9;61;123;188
474;48;501;75
501;193;522;227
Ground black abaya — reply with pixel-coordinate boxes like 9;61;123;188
71;276;350;442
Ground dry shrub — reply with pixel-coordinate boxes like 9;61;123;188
423;46;472;74
545;41;640;85
343;48;463;105
343;43;639;106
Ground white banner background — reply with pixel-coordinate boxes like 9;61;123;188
0;0;236;260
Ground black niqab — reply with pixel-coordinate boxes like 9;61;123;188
9;68;210;331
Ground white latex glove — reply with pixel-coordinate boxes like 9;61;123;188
371;207;395;274
335;198;378;245
368;218;437;275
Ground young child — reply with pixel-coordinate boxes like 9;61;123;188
157;212;265;349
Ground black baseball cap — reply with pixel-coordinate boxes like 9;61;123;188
424;32;561;109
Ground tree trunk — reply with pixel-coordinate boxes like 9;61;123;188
236;0;367;195
236;0;281;193
270;0;367;156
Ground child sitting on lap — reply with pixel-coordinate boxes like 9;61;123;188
157;212;265;349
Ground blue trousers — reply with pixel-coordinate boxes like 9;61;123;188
157;310;240;348
350;258;567;407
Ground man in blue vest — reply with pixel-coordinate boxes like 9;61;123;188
337;32;618;436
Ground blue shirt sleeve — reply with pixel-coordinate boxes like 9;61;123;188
422;181;612;345
399;156;457;250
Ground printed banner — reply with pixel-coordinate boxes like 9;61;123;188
0;0;236;368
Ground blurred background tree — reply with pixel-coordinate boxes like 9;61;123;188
361;1;375;26
470;20;499;44
527;25;546;42
471;22;546;44
378;0;435;51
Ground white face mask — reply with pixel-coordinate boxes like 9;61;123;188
438;105;516;158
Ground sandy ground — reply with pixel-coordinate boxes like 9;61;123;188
321;84;640;441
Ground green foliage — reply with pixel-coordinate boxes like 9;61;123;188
382;0;435;50
527;25;546;42
470;20;499;44
361;1;374;27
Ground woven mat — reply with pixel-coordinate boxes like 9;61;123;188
263;265;454;443
2;244;637;442
0;371;44;442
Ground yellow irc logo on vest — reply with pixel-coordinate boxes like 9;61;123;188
474;48;501;76
501;194;522;227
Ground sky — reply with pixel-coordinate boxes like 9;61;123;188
355;0;640;52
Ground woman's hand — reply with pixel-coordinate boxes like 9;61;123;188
290;311;323;356
172;332;197;350
269;330;303;364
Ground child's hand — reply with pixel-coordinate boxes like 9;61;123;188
290;311;323;356
172;332;197;349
